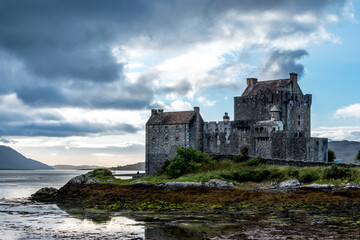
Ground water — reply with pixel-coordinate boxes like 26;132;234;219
0;170;145;239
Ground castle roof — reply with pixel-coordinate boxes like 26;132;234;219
146;111;195;125
254;120;282;127
242;78;291;96
270;105;281;112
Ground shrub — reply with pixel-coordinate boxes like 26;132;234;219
324;165;349;179
299;172;316;183
89;169;115;181
356;150;360;162
245;157;266;167
328;149;336;162
164;147;214;178
234;146;250;162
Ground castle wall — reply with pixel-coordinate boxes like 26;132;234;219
234;92;312;136
146;124;190;175
189;109;204;151
203;121;253;156
307;137;328;162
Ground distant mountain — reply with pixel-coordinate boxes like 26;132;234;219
110;162;145;171
328;140;360;164
0;145;53;170
52;165;102;170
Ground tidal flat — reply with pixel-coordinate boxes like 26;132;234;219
53;183;360;239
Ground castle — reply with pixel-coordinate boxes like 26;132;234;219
145;73;328;175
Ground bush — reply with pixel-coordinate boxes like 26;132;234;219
89;169;115;181
234;146;250;162
164;147;215;178
356;150;360;162
299;172;317;183
328;149;336;162
245;157;266;167
324;165;349;179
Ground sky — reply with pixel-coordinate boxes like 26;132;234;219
0;0;360;167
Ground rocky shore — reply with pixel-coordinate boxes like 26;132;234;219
28;170;360;239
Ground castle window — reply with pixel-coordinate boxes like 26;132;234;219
176;126;180;132
152;127;156;133
164;137;168;144
152;138;155;144
298;115;301;126
273;127;276;132
165;126;169;133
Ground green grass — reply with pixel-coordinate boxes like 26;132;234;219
114;158;360;187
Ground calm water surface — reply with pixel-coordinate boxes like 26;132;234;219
0;170;145;239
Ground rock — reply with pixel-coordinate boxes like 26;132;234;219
155;182;203;190
66;173;100;186
279;179;300;188
301;183;334;190
30;187;58;202
204;179;234;189
343;182;360;190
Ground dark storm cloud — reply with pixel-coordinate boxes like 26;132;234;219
0;0;344;83
0;0;347;137
260;49;309;79
0;121;139;137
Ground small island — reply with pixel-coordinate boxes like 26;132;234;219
31;146;360;239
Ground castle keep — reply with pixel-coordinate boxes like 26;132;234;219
145;73;328;175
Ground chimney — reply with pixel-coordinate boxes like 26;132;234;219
247;78;258;86
290;73;298;83
151;109;158;115
158;109;163;123
223;112;230;122
194;106;200;113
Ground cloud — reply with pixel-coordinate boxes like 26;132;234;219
313;126;360;142
197;96;216;107
0;0;349;139
162;79;192;95
259;49;309;79
334;103;360;118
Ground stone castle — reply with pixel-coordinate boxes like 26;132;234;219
145;73;328;175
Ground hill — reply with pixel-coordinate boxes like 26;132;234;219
0;145;53;170
328;140;360;163
110;162;145;171
52;165;102;170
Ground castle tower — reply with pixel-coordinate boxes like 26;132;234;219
270;105;281;121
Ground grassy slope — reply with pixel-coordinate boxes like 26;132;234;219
112;158;360;187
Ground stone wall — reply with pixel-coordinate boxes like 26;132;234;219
203;121;253;156
146;124;190;175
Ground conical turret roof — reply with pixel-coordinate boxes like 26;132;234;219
270;105;281;112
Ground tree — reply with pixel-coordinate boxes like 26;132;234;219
356;150;360;162
328;149;336;163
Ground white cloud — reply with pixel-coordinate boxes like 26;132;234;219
313;126;360;141
197;96;216;107
334;103;360;118
168;99;192;111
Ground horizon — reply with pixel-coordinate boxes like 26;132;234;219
0;1;360;167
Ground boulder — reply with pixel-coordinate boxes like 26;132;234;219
66;173;101;186
30;187;58;202
279;179;300;188
301;183;334;190
155;182;203;190
343;182;360;190
204;179;234;189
